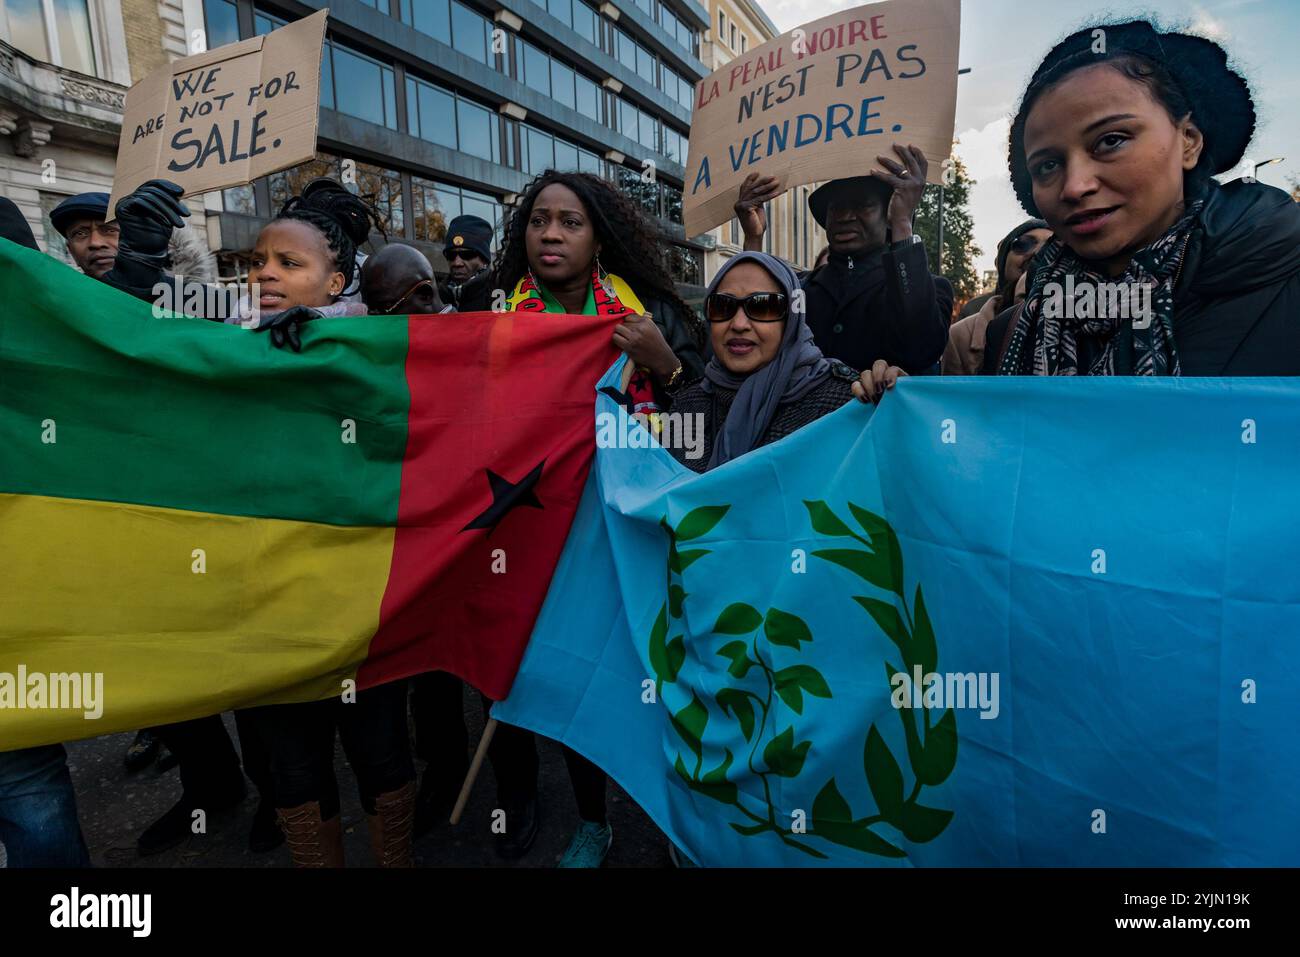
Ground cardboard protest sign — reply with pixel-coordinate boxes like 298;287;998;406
682;0;961;236
107;9;328;212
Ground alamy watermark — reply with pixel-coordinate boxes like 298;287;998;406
152;275;263;327
0;665;104;719
596;408;706;461
1041;277;1154;329
890;664;1000;719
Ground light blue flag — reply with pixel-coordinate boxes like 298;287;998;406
493;361;1300;866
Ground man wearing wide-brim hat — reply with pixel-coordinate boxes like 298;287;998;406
734;143;952;374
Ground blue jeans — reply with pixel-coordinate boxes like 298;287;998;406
0;744;90;867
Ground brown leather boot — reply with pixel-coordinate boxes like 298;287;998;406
367;780;416;868
276;801;344;868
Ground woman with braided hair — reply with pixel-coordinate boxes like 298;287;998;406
980;19;1300;375
482;170;706;868
245;179;385;350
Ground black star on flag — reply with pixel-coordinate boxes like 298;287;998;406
461;459;546;532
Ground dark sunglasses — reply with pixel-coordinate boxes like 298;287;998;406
445;249;480;262
705;292;789;324
1010;234;1043;255
383;278;436;315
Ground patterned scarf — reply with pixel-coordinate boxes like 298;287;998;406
998;202;1202;376
507;266;662;413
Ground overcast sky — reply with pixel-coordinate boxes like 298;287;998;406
757;0;1299;270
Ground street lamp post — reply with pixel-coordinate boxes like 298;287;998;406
935;68;973;270
1252;157;1284;180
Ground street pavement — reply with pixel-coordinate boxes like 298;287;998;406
50;688;670;868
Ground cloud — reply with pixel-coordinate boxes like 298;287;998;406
763;0;860;34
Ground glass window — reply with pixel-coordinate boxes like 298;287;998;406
639;111;657;153
679;74;694;110
741;35;747;54
320;43;335;109
718;11;724;35
637;44;655;85
730;24;735;50
382;67;397;129
269;153;341;212
331;44;396;129
412;180;455;241
222;184;256;215
523;42;550;97
664;184;682;224
634;0;651;14
679;22;695;55
662;9;680;45
572;1;597;44
413;0;451;43
554;140;578;172
461;194;499;234
551;60;575;110
253;9;285;35
525;126;554;176
400;0;413;24
457;98;498;162
355;160;404;235
202;0;240;50
6;0;51;61
547;0;572;28
451;0;487;63
576;74;601;123
618;98;637;139
410;77;457;149
616;29;636;72
578;149;602;177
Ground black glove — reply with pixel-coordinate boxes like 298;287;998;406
113;179;189;265
255;304;321;352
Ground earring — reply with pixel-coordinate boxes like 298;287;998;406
595;255;614;300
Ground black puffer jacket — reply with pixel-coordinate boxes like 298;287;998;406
984;179;1300;375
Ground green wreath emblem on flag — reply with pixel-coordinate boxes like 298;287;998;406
646;501;957;860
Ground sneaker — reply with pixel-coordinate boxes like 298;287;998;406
667;842;697;868
248;798;283;853
494;797;540;860
123;730;160;772
557;821;613;868
137;783;245;856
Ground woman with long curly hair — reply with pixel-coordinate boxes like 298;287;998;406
491;170;706;413
483;170;706;868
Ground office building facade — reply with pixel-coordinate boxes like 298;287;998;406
191;0;711;298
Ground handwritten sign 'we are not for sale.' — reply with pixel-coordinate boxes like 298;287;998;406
107;9;328;211
682;0;961;236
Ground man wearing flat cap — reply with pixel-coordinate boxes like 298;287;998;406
49;192;121;280
438;214;494;312
734;144;953;374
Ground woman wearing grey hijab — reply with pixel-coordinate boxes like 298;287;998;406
667;251;872;472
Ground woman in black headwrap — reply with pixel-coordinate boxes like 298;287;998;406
667;251;867;473
985;19;1300;376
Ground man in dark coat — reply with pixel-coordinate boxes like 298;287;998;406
438;214;494;312
734;144;953;374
